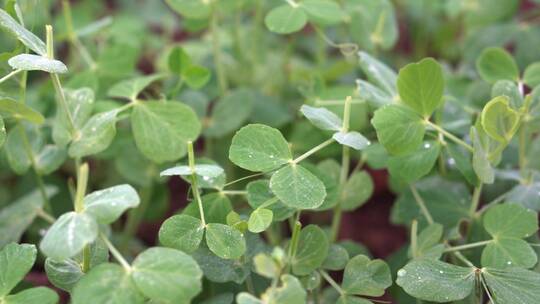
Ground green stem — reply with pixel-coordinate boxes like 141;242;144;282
188;141;207;226
82;246;91;272
0;69;22;84
46;25;76;134
36;209;56;224
426;121;473;152
100;233;131;271
411;220;418;258
287;220;302;266
120;184;153;252
74;163;89;213
319;270;344;295
62;0;96;69
210;5;228;94
409;184;434;225
469;184;483;217
292;138;335;164
443;240;491;253
219;190;247;196
518;121;527;177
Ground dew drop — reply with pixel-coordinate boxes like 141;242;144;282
397;269;407;277
507;261;512;265
439;270;444;274
424;142;431;149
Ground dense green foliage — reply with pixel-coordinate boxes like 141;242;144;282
1;0;540;303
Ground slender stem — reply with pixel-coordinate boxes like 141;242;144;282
411;220;418;258
469;184;483;217
223;172;266;188
210;5;228;93
47;25;76;134
188;141;206;226
426;121;473;152
82;246;91;272
342;96;352;132
480;274;495;304
0;69;22;84
74;163;89;213
287;220;302;265
36;209;56;224
452;251;475;267
100;234;131;271
62;0;96;69
292;138;335;164
519;122;527;177
219;190;247;196
444;240;491;253
285;0;299;8
409;184;434;225
319;270;344;295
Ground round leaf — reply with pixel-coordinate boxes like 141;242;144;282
269;164;326;209
480;96;520;143
265;5;307;34
82;184;140;224
132;247;203;303
341;170;374;211
0;243;37;296
229;124;291;172
248;208;273;233
205;223;246;259
300;104;343;131
481;238;537;269
8;54;67;73
476;47;519;83
387;141;440;182
332;131;370;150
342;255;392;297
397;58;444;117
158;214;204;253
0;97;45;124
292;225;329;276
483;204;538;238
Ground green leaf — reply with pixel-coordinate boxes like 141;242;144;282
132;247;203;303
229;124;291;172
206;223;246;259
491;80;522;109
165;0;211;19
483;204;538;238
205;89;254;137
333;131;370;150
348;0;398;51
506;183;540;211
301;0;344;25
45;258;84;292
397;58;444;117
446;143;478;186
192;246;250;284
0;9;46;56
158;214;204;253
246;180;295;221
342;255;392;297
481;238;537;268
292;225;329;276
35;145;67;175
168;46;191;74
3;287;58;304
322;244;350;271
8;54;67;73
0;97;45;124
254;253;280;279
371;104;425;155
184;65;211;89
357;51;397;97
482;267;540;303
265;5;307;34
410;223;443;259
471;126;494;184
396;259;475;302
387;141;440;182
0;243;37;296
248;208;273;233
131;101;201;163
160;164;224;178
108;74;164;101
183;193;232;224
476;47;519;83
263;275;307;304
341;170;374;211
300;105;342;131
40;212;98;261
4;125;32;174
356;79;393;108
68;109;119;158
270;164;326;209
336;296;372;304
83;184;140;224
72;263;144;304
52;88;95;147
523;62;540;88
480;96;520;143
0;187;57;247
237;293;263;304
